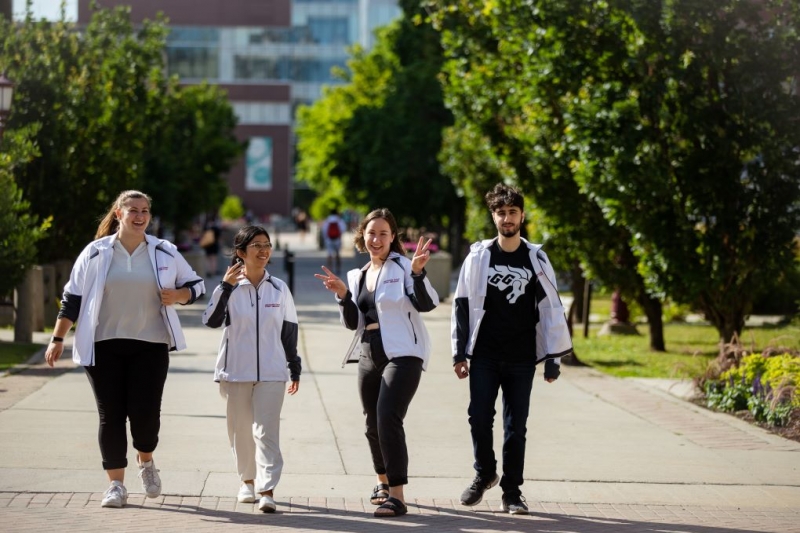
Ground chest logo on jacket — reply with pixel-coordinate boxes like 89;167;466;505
488;265;532;304
383;278;400;284
264;303;281;308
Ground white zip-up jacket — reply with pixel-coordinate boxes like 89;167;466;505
203;270;301;383
58;234;206;366
451;238;572;364
337;253;439;370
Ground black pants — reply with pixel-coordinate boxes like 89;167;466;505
468;357;536;498
84;339;170;470
357;329;423;487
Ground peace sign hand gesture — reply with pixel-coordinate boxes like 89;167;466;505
314;266;348;299
411;237;433;275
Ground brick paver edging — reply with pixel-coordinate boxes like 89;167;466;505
1;492;799;532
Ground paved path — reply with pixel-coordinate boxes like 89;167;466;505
1;231;799;532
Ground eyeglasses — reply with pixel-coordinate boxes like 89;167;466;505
248;242;273;250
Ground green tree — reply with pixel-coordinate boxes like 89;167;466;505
434;0;800;344
0;5;166;262
142;81;244;233
433;0;667;350
0;3;243;261
0;126;50;298
297;1;457;235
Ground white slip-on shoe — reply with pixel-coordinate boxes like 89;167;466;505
258;495;276;513
237;483;256;503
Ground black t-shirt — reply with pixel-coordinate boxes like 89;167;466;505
472;241;542;361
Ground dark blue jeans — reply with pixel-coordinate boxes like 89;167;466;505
468;357;536;497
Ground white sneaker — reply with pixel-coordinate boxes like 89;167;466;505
258;495;276;513
237;483;255;503
138;458;162;498
101;481;128;508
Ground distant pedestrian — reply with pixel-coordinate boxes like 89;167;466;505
321;208;347;274
295;209;309;242
202;225;301;513
44;190;205;508
315;208;439;518
451;183;572;514
200;216;222;276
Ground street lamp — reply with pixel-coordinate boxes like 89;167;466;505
0;72;14;137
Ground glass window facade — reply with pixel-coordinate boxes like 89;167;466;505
163;1;400;107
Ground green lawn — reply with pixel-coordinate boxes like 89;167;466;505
569;293;799;379
573;321;800;379
0;341;45;371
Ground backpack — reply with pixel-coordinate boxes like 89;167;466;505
327;220;342;240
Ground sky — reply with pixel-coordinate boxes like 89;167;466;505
13;0;78;21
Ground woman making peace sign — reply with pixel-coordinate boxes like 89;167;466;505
315;208;438;518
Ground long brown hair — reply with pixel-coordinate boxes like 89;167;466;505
354;208;405;256
95;190;153;239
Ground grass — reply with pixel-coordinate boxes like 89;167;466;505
570;296;800;379
0;341;45;371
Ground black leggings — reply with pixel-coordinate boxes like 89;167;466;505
357;329;423;487
84;339;169;470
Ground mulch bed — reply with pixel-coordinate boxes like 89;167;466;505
732;410;800;444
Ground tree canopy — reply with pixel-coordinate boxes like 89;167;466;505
296;1;457;233
0;3;243;263
433;0;800;343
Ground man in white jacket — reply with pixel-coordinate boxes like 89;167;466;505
451;183;572;515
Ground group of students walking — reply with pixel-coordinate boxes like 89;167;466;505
43;183;572;517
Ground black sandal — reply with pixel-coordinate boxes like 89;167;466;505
374;496;408;517
369;483;389;505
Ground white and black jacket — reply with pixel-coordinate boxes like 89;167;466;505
203;270;301;383
58;234;205;366
337;253;439;370
451;238;572;366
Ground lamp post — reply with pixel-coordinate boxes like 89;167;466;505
0;72;14;137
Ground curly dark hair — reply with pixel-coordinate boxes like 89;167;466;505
485;183;524;212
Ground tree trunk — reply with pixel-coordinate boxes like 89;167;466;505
562;300;586;366
569;261;585;324
702;299;746;345
637;293;665;352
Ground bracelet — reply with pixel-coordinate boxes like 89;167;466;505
51;336;64;343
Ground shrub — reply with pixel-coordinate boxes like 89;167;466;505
219;195;245;221
704;352;798;427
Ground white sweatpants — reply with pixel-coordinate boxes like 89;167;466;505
219;381;286;493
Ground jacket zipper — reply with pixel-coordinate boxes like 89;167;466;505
153;244;177;349
254;284;260;381
408;312;417;343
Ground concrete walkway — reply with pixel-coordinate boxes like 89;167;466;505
1;230;799;532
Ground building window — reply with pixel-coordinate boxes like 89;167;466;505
167;47;219;79
307;17;350;44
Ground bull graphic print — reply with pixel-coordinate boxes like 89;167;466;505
487;265;532;304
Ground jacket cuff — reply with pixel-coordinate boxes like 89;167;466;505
336;290;351;306
544;359;561;380
453;354;467;365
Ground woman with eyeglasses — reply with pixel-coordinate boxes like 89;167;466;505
202;225;301;513
44;190;205;508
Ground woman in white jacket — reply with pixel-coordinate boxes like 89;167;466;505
202;225;300;513
315;208;438;518
44;190;205;509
